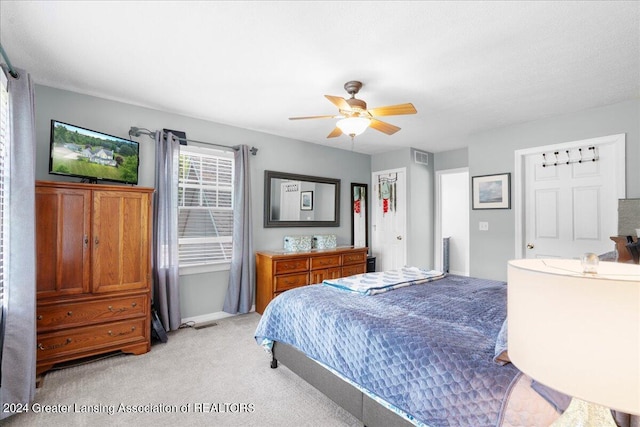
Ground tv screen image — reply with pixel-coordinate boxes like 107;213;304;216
49;120;139;184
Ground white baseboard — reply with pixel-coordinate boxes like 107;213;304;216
181;305;256;326
449;270;468;276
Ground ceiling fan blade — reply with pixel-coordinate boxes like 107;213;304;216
327;127;343;138
289;114;337;120
370;118;401;135
325;95;352;112
368;103;417;117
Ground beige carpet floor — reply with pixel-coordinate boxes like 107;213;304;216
4;312;361;427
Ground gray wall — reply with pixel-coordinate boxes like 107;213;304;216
34;85;371;319
33;85;639;315
434;147;468;172
371;148;434;269
459;99;639;281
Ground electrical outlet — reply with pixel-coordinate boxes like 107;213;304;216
479;221;489;231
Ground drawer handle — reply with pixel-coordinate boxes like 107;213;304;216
67;311;73;316
108;302;138;313
37;315;43;320
108;326;136;337
38;338;72;351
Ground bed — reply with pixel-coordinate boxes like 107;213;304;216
254;268;562;427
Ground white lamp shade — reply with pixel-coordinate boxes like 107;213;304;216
508;259;640;415
336;117;370;136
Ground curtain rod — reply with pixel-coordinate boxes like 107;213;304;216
0;43;19;78
129;127;258;155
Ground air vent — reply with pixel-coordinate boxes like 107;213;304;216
414;150;429;165
194;321;218;330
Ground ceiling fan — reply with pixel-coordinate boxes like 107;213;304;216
289;81;417;139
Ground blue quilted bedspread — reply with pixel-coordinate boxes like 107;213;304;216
254;275;520;427
323;266;445;295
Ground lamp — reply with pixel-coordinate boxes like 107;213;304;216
508;258;640;426
336;117;370;138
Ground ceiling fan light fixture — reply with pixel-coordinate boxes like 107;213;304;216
336;117;370;137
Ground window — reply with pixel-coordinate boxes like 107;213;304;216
0;69;9;361
178;145;234;270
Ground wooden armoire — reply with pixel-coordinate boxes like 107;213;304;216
35;181;153;375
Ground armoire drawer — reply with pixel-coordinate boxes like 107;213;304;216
36;318;147;361
37;294;148;331
274;272;309;292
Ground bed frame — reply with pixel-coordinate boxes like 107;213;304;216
271;341;414;427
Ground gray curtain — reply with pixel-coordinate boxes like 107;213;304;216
0;66;36;419
152;131;181;331
223;145;253;314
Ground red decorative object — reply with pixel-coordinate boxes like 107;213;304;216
354;199;361;214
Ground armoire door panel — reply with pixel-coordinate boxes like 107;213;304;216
121;195;145;285
92;191;150;293
36;188;90;297
36;192;59;294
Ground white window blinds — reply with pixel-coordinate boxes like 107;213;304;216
178;145;234;267
0;70;9;324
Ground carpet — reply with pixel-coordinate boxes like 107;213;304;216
4;312;360;427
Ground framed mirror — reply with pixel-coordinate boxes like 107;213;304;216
351;183;368;249
264;170;340;227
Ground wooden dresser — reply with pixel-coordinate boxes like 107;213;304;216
610;235;639;263
35;181;153;375
255;246;368;314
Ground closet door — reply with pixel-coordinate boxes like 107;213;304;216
92;190;150;293
35;186;91;298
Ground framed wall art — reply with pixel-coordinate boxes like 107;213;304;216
472;173;511;209
300;191;313;210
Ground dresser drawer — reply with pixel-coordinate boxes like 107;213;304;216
342;251;367;265
310;267;342;284
310;255;341;270
342;264;366;277
36;318;147;361
274;272;309;292
37;295;148;331
274;258;309;275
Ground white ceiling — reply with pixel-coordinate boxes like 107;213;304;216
1;1;638;155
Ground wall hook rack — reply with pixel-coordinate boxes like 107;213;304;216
542;146;598;167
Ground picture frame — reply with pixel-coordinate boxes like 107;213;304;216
300;191;313;210
472;173;511;209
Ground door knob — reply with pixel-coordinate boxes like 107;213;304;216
527;243;534;249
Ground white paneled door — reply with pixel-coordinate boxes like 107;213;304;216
372;168;407;271
521;135;625;259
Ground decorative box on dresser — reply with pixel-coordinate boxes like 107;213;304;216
255;246;368;314
35;181;153;376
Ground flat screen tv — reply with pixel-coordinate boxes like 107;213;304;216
49;120;139;185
